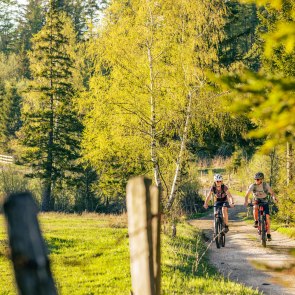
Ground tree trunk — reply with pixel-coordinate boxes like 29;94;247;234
147;42;162;194
166;91;192;211
286;141;293;186
269;148;276;187
41;178;52;212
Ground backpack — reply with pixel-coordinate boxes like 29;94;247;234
253;181;269;195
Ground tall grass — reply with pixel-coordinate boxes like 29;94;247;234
0;213;260;294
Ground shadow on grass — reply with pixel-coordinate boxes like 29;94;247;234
46;237;76;254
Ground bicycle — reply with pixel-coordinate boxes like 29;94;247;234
209;203;231;249
249;199;269;247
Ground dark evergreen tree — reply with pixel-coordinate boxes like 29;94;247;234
20;0;83;211
220;1;259;69
17;0;45;51
0;0;18;53
0;53;22;152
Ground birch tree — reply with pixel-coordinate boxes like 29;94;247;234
81;0;226;209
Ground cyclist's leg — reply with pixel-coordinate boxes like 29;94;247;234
264;203;271;234
222;203;229;232
222;206;228;225
253;204;258;220
253;203;259;227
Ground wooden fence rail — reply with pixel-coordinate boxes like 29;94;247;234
126;177;161;295
3;192;58;295
0;154;14;164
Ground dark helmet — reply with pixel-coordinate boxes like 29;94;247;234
254;172;264;179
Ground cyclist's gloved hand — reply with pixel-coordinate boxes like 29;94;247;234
203;203;208;209
230;203;235;208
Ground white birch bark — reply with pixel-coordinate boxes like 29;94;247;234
166;91;193;211
146;8;162;193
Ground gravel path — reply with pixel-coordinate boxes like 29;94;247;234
189;195;295;295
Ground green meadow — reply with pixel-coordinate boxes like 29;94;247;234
0;213;260;295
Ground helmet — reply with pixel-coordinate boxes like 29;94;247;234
214;174;223;181
254;172;264;179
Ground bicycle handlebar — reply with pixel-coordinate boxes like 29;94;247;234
207;203;233;209
248;201;269;207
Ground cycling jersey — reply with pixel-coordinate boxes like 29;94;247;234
247;182;271;199
211;184;228;202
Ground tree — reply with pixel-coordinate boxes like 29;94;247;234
218;0;295;151
219;1;259;69
0;53;22;152
81;0;228;210
0;0;18;53
19;0;83;211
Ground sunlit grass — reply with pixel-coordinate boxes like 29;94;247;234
0;213;261;295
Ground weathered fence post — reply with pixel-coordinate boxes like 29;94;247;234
3;192;58;295
126;177;161;295
150;185;161;295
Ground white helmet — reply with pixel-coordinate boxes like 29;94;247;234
214;174;223;181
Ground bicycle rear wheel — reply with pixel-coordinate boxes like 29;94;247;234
261;216;267;247
215;219;221;249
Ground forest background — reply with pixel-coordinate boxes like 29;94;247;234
0;0;294;224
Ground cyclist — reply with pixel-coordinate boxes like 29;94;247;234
203;174;235;233
244;172;278;241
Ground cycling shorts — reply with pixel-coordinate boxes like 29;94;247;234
254;198;270;215
214;201;229;214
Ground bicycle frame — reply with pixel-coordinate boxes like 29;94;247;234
250;200;268;247
212;203;230;248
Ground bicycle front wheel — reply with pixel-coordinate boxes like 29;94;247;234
221;230;225;247
215;218;222;249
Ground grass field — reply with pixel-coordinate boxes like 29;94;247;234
0;213;261;295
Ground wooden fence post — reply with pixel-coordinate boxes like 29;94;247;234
150;185;161;295
3;192;58;295
126;177;161;295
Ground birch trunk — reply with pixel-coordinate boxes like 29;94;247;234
166;91;192;211
147;46;162;193
286;141;293;186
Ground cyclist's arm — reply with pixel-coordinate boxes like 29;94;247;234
203;191;212;209
226;190;234;205
244;189;251;206
268;186;278;202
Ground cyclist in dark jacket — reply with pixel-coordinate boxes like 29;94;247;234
203;174;234;232
244;172;278;241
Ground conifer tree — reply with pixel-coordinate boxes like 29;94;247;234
20;0;83;211
0;53;22;152
0;0;18;53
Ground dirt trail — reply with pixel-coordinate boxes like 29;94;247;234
189;195;295;295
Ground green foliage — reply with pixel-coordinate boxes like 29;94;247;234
0;53;23;152
16;0;45;52
0;214;261;295
0;0;19;53
0;167;29;195
220;1;259;69
81;0;228;203
19;2;83;210
217;0;295;152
